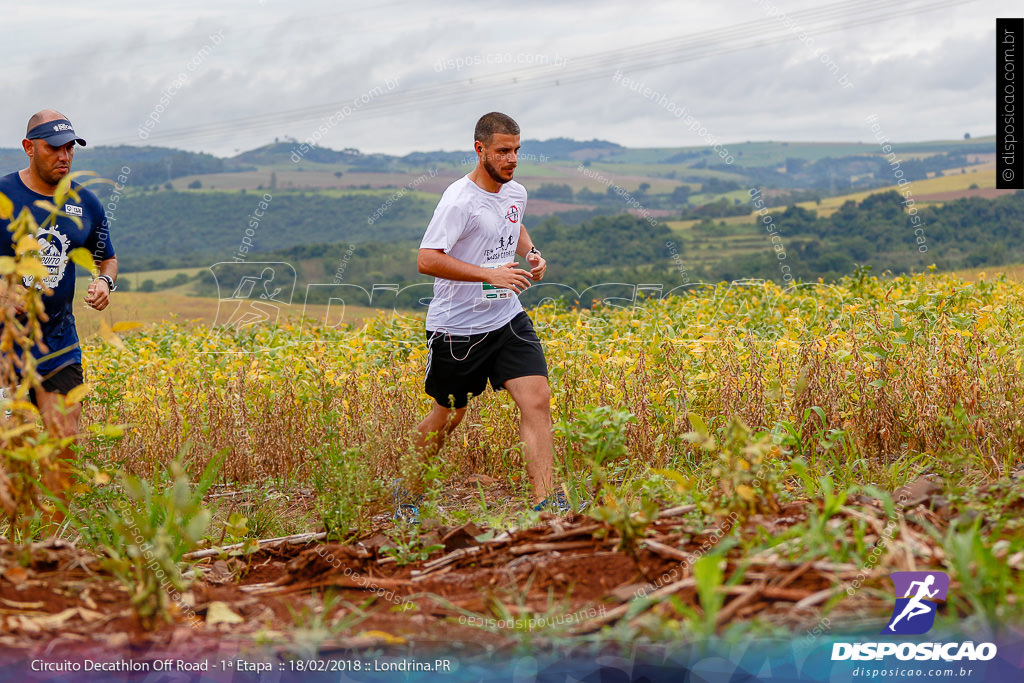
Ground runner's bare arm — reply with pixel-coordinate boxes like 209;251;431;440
418;248;533;292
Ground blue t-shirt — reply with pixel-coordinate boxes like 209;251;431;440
0;171;116;377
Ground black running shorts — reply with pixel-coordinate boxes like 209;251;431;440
424;312;548;410
28;362;84;406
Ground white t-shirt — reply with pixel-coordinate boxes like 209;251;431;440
420;175;527;334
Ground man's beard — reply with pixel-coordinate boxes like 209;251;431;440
37;161;69;187
43;168;69;185
483;158;512;185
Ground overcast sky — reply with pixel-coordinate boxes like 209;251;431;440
2;0;1015;157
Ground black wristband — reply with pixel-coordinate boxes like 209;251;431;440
96;274;117;292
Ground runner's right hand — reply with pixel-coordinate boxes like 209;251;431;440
484;262;533;294
0;283;28;315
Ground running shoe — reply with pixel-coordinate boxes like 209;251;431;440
391;479;422;525
532;490;571;513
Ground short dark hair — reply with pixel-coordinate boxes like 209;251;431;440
474;112;519;144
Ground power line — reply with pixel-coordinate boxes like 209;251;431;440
94;0;979;149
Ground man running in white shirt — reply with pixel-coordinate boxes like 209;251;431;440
414;112;562;511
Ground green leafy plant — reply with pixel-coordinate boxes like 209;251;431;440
312;441;382;541
683;414;783;519
590;493;659;555
98;453;218;627
692;554;726;634
660;552;747;640
285;590;369;659
218;511;259;557
939;517;1023;630
558;406;662;552
381;524;443;566
556;405;634;501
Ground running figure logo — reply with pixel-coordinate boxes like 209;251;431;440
884;571;949;635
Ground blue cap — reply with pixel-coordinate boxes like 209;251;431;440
26;119;87;147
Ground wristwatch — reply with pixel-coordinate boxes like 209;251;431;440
96;274;117;292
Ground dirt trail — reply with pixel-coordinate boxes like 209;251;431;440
0;494;959;665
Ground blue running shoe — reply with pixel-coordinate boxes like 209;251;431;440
533;490;571;513
393;503;420;525
392;479;422;524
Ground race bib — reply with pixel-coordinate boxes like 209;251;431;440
481;263;515;301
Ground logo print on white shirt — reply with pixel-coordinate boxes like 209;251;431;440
23;226;71;290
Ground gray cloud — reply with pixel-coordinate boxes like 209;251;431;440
1;0;1014;156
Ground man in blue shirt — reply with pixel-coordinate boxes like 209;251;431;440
0;110;118;514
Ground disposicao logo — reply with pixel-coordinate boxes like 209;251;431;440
831;569;998;662
885;570;949;635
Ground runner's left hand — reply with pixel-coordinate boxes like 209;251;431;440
526;251;546;281
84;278;110;311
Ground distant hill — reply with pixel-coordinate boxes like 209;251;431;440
0;149;23;173
112;189;435;270
0;145;250;192
1;135;992;186
521;137;626;160
226;137;627;167
232;142;360;165
0;135;1006;282
183;190;1024;306
232;142;426;172
704;190;1024;282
